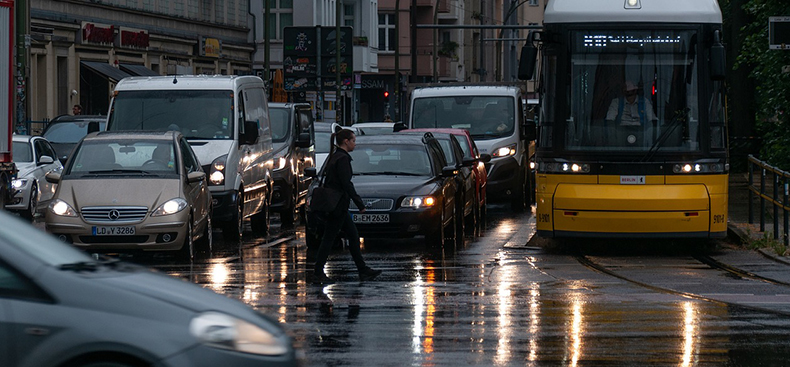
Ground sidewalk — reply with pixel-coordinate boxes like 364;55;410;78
727;172;790;258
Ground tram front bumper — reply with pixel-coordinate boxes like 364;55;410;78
537;182;727;238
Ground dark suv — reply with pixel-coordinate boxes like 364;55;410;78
305;132;462;248
269;103;315;226
42;115;106;164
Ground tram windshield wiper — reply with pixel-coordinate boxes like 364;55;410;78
639;108;690;162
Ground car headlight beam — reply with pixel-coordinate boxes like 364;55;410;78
401;196;436;209
11;178;28;190
151;198;188;216
492;144;517;158
49;199;77;217
210;155;228;185
190;312;288;356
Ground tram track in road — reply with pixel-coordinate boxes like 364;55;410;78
574;253;790;319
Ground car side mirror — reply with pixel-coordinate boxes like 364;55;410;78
441;165;458;177
295;132;311;148
45;172;61;183
305;167;318;178
478;153;492;163
38;156;55;165
240;121;259;145
187;171;206;183
393;122;407;132
461;157;476;167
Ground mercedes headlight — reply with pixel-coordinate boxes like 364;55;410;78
401;196;436;209
49;199;77;217
190;312;289;356
210;155;227;185
151;198;188;216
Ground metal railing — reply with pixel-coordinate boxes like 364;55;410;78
747;154;790;246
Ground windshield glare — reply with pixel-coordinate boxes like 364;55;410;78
67;140;178;175
109;90;233;140
12;142;33;162
43;121;107;143
351;144;432;176
270;108;291;143
566;29;700;152
412;96;515;139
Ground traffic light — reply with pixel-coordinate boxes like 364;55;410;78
383;91;390;102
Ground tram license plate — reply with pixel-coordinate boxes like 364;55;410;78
620;175;645;185
92;226;136;236
352;214;390;224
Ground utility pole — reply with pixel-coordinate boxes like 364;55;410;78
410;0;417;82
264;0;270;81
15;0;29;132
335;0;342;124
394;0;401;120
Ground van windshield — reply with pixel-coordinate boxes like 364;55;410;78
412;96;515;140
108;90;233;140
269;108;291;143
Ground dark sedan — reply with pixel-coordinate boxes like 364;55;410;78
305;132;462;247
41;115;107;164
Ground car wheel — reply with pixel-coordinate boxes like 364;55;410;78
280;185;298;228
510;166;527;212
222;190;244;241
178;217;194;260
455;199;465;246
21;182;38;221
425;202;446;247
198;214;213;254
469;196;481;237
250;196;271;235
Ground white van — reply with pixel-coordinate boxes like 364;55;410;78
106;75;273;239
409;85;536;210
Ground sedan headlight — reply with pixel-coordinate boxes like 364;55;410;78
151;198;188;216
492;144;517;158
11;178;28;190
401;196;436;209
49;199;77;217
190;312;289;356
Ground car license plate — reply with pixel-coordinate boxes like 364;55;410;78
352;213;390;223
92;226;136;236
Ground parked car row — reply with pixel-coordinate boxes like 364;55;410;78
304;129;491;248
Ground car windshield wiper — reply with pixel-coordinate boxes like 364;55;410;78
356;171;424;176
87;169;157;176
59;258;121;272
639;108;690;162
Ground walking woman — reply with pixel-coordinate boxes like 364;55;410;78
313;129;382;284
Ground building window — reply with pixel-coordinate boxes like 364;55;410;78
268;0;293;40
529;0;538;6
344;4;355;27
378;13;395;52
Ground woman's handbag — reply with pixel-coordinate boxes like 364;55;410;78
310;163;342;213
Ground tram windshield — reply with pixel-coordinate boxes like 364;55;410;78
564;29;700;153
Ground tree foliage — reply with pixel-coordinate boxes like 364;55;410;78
733;0;790;169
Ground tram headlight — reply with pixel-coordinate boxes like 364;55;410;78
540;162;590;174
673;163;727;174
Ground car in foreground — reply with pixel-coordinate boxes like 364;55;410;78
6;135;63;220
0;210;298;367
405;128;491;230
305;132;461;247
45;131;212;258
269;102;315;226
41;114;106;164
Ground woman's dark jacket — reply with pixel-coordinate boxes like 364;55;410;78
323;148;364;214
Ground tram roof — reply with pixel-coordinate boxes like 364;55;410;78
544;0;722;24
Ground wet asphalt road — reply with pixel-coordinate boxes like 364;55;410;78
38;206;790;366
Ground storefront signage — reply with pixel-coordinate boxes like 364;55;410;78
82;22;115;46
200;38;222;58
119;27;149;49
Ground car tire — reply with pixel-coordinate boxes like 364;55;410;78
197;214;213;254
280;185;298;228
178;217;194;260
425;201;446;247
250;196;271;236
222;190;244;241
455;200;465;247
21;182;38;221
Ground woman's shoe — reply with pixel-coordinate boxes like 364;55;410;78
359;267;382;281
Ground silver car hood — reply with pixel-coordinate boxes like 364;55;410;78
58;178;182;209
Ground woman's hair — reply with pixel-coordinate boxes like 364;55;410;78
330;128;356;155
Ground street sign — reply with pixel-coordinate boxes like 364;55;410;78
283;26;353;91
769;17;790;50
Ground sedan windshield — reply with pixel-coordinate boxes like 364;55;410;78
12;142;33;162
67;140;178;176
351;144;432;176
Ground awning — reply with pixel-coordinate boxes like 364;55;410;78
120;64;159;76
80;61;132;83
